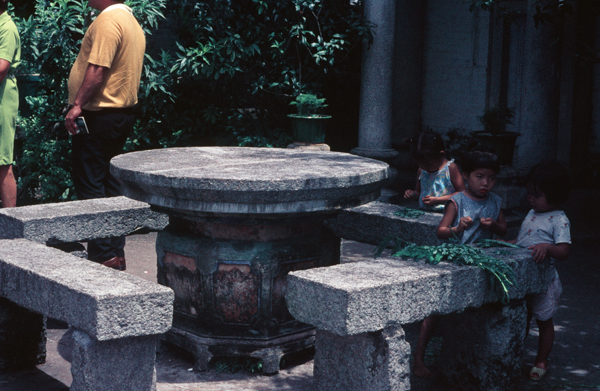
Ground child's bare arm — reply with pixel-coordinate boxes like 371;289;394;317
437;202;472;239
404;169;422;199
480;210;507;237
449;162;466;192
528;242;569;263
421;163;465;206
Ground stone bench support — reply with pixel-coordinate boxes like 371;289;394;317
0;196;168;245
0;239;174;390
287;249;550;391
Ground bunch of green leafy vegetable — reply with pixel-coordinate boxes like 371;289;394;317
376;236;520;303
394;207;425;219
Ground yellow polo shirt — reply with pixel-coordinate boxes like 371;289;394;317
68;5;145;110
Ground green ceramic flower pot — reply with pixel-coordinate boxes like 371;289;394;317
288;114;331;143
471;131;520;166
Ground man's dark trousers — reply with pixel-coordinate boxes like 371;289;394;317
71;107;134;263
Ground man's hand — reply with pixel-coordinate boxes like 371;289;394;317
65;105;82;135
64;64;108;135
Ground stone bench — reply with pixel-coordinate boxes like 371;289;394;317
0;239;174;390
326;200;524;245
0;196;168;245
325;201;444;246
286;247;551;391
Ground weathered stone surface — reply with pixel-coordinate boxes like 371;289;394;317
287;248;550;336
0;297;46;373
110;147;389;215
440;300;527;391
325;201;444;246
0;196;167;245
314;325;410;391
70;330;158;391
0;239;174;341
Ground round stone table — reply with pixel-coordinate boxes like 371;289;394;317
111;147;389;373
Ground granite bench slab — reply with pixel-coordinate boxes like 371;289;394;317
287;247;549;336
0;196;168;245
0;239;173;341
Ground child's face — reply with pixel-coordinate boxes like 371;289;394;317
416;153;444;173
526;184;556;213
463;168;497;198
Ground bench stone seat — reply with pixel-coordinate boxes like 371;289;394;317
287;247;550;391
0;239;173;340
287;248;548;336
0;196;168;245
325;201;444;246
0;239;174;390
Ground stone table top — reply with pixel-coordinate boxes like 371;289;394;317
110;147;389;215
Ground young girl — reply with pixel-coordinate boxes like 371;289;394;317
512;161;571;381
404;132;465;212
413;148;507;378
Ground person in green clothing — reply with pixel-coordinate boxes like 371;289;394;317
0;0;19;208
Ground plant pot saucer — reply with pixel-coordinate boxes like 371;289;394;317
287;141;330;151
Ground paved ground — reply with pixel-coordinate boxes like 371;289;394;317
2;232;600;390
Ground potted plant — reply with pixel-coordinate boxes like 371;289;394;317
471;106;520;165
288;93;331;144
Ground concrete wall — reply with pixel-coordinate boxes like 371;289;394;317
420;0;490;134
391;0;426;148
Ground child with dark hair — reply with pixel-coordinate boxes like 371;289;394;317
513;161;571;381
436;148;506;243
404;132;465;212
413;148;507;378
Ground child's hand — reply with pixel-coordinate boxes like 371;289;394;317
456;216;473;233
404;190;417;199
480;217;497;230
528;243;552;263
421;195;440;205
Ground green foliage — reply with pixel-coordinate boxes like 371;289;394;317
211;357;263;374
375;236;519;303
289;93;327;116
477;106;515;134
475;239;522;249
14;0;370;204
14;0;168;203
393;207;425;219
123;0;371;151
14;0;90;203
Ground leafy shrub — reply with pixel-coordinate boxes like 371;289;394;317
14;0;168;203
14;0;371;204
134;0;372;149
290;93;328;116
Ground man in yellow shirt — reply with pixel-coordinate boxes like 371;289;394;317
0;0;20;208
65;0;145;270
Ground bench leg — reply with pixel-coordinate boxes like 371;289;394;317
440;299;527;391
70;330;159;391
0;297;46;373
314;324;411;391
